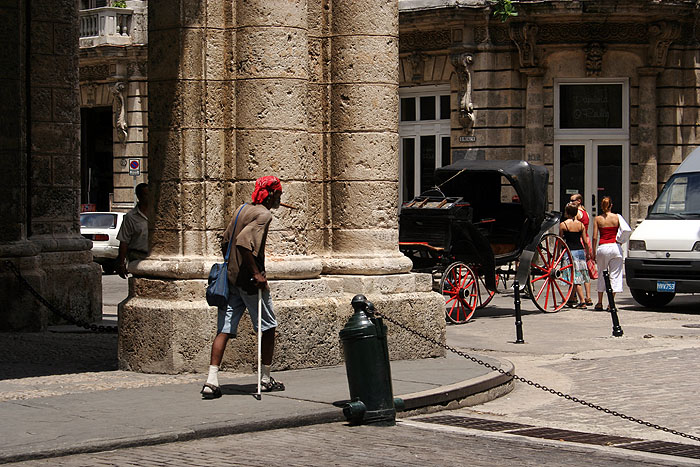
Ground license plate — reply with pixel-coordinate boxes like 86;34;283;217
657;281;676;293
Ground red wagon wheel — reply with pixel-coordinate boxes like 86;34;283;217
527;233;574;312
440;261;478;324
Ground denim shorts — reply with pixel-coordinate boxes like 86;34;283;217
217;286;277;336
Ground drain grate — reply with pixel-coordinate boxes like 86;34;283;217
622;441;700;460
420;415;532;432
418;415;700;460
682;324;700;329
509;427;641;446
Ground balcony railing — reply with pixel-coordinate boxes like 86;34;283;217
79;7;133;47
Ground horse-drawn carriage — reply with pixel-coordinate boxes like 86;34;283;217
399;159;574;323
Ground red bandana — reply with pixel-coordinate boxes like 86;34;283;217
251;176;282;204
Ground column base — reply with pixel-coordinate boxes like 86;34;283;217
0;241;46;331
31;235;103;326
322;251;413;275
118;271;444;373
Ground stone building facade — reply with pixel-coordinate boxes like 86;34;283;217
398;0;699;224
78;0;148;212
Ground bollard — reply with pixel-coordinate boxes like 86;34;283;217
603;270;624;337
338;295;396;426
513;280;524;343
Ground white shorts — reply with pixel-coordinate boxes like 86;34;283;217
596;243;623;293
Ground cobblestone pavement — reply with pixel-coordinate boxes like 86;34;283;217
448;290;700;445
8;421;691;466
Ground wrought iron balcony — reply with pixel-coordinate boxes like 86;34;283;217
79;6;133;47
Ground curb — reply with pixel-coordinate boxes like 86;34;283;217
0;358;515;464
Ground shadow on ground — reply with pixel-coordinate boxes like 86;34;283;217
0;331;117;380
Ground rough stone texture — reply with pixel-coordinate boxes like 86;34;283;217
119;274;445;373
0;0;101;331
117;0;443;373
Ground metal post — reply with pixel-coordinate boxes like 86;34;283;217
513;280;524;343
603;270;624;337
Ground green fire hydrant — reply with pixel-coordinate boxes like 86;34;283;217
338;294;400;426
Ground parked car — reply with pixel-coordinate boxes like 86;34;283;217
626;146;700;307
80;212;125;274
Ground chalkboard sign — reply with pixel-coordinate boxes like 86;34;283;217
559;84;622;129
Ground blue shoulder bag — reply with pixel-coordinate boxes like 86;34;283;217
206;204;246;307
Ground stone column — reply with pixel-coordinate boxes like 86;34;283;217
120;0;444;373
120;0;238;372
0;0;101;331
327;0;412;275
636;69;659;223
235;0;323;280
0;0;46;331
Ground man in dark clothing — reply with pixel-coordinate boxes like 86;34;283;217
201;176;285;399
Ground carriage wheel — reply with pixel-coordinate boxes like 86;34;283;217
440;261;478;324
476;272;496;309
527;233;574;313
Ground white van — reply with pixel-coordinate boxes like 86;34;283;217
625;147;700;307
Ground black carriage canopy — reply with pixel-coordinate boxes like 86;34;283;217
434;159;549;224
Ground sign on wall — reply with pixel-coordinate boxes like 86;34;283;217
128;159;141;177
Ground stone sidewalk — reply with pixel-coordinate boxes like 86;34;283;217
0;349;513;464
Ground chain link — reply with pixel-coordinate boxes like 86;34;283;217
375;310;700;443
2;260;117;333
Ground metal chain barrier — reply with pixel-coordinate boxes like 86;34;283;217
2;260;117;333
374;309;700;443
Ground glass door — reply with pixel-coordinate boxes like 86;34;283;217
555;140;628;219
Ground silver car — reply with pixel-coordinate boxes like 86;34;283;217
80;212;125;274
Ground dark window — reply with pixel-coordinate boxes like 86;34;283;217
559;145;585;211
420;96;436;120
441;136;451;167
559;84;623;129
420;135;436;193
440;95;451;120
401;97;416;121
403;139;415;201
597;145;623;212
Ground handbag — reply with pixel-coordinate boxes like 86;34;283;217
616;214;632;244
206;204;246;307
586;254;598;280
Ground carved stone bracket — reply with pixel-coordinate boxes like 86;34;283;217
648;21;681;68
451;52;475;132
127;60;146;78
509;23;539;69
408;52;426;82
111;82;128;143
585;42;606;77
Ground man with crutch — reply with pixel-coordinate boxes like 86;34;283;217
201;176;286;399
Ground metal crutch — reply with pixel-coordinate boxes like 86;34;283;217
255;288;262;400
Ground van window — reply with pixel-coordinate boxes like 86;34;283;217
650;173;700;218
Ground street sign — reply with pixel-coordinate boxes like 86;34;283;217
129;159;141;176
459;136;476;142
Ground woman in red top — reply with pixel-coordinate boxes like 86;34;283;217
592;196;622;311
570;193;593;305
